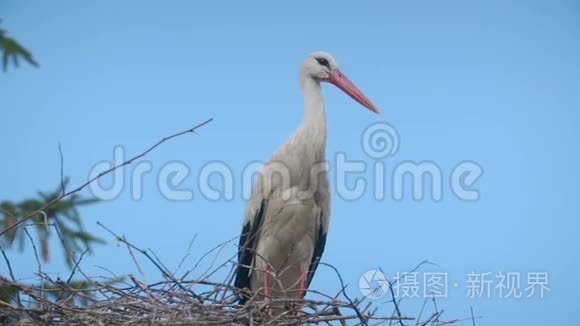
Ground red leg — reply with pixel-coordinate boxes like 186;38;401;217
264;265;272;317
298;268;306;298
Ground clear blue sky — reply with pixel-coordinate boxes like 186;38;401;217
2;1;579;324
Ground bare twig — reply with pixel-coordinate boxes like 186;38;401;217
97;221;202;302
0;246;22;309
320;262;368;326
0;118;213;238
57;142;65;195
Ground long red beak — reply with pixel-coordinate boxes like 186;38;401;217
328;69;379;114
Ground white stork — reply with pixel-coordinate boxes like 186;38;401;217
234;51;378;309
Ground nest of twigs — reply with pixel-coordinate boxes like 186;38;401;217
0;274;415;325
0;222;473;326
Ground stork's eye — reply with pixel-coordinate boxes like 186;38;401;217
315;57;330;68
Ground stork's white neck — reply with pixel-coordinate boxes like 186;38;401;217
298;76;327;158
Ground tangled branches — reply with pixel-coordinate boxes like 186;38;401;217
0;219;477;325
0;219;409;325
0;275;411;325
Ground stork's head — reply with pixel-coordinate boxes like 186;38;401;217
300;51;379;113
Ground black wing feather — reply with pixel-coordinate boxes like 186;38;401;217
234;200;266;304
305;210;327;291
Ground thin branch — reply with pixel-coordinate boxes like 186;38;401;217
0;118;213;238
97;221;202;302
320;262;368;326
58;142;65;195
470;306;476;326
0;245;22;308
